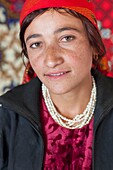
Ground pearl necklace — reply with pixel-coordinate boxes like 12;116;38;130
42;77;96;129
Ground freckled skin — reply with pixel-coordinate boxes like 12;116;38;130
24;10;93;110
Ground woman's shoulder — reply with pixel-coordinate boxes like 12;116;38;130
0;77;41;106
0;77;42;129
93;69;113;86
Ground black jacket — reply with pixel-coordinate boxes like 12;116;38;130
0;70;113;170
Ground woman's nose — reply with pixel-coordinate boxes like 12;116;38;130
44;45;64;68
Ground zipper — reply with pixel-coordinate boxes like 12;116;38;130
31;124;44;170
24;115;44;170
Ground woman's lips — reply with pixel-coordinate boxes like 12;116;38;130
44;71;70;78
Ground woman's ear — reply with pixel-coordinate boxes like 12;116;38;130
22;62;36;84
92;48;99;68
92;48;99;61
93;53;99;62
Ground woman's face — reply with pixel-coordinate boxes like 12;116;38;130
24;10;93;95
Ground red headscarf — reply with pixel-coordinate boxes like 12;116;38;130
20;0;97;28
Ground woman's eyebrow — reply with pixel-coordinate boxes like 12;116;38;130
26;34;41;43
25;26;81;43
54;26;81;34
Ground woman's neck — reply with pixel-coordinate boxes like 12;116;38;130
49;77;93;119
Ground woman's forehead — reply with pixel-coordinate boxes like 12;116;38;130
25;10;84;33
24;10;87;43
30;10;82;27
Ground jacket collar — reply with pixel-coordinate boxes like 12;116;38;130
92;69;113;131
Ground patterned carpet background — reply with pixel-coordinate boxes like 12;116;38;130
0;0;113;95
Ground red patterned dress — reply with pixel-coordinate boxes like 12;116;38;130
40;95;94;170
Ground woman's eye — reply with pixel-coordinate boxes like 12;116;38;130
61;35;75;42
30;42;42;48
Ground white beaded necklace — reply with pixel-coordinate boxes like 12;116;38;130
42;77;96;129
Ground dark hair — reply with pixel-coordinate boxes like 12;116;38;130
20;8;106;72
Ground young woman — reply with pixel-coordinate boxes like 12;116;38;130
0;0;113;169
